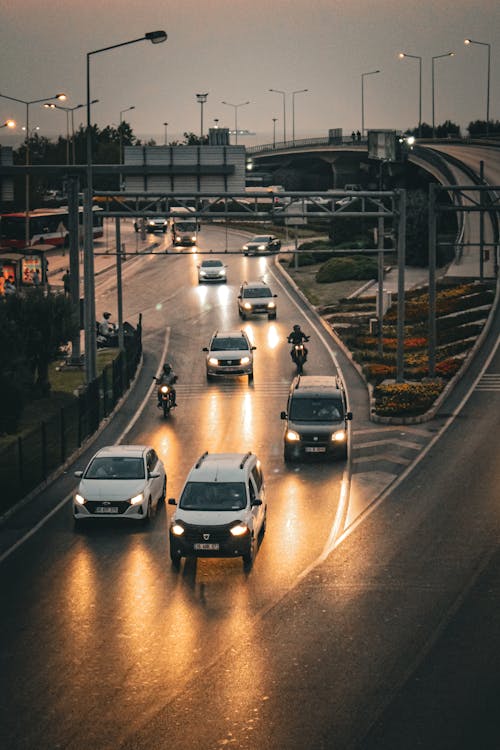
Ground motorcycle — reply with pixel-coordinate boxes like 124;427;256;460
290;338;309;375
154;375;178;418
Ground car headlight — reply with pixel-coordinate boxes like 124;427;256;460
331;429;347;442
147;220;155;226
240;356;250;365
243;302;252;310
191;236;196;241
75;493;86;505
286;430;300;442
220;268;226;275
243;244;249;251
230;523;249;536
267;302;276;309
258;244;266;250
208;357;219;365
171;522;185;536
200;270;206;276
130;492;144;506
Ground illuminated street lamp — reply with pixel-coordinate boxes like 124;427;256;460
84;30;167;382
361;70;380;137
1;119;16;129
221;100;250;145
292;89;308;145
398;52;422;137
269;89;286;143
163;121;168;145
272;117;278;148
432;52;454;138
0;91;66;246
464;38;491;135
196;93;209;140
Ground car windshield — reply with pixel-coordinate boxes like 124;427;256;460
243;287;272;298
251;236;271;242
289;398;343;422
180;482;247;511
85;457;145;480
202;260;223;268
177;221;197;231
211;337;248;351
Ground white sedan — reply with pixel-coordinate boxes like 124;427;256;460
73;445;166;526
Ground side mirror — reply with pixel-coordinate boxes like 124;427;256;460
237;295;242;299
202;347;209;352
251;346;257;351
168;498;177;506
273;294;278;298
280;411;287;420
251;499;262;507
74;470;83;478
346;412;353;421
149;471;160;479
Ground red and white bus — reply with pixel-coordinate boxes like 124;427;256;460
0;206;104;249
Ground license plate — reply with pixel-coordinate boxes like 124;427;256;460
194;543;220;550
305;446;326;453
95;506;119;514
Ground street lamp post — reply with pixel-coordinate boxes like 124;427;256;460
45;102;88;164
163;121;168;145
196;93;208;141
464;38;491;136
221;100;250;145
361;70;380;137
432;52;454;138
269;89;286;143
119;106;135;164
399;52;422;137
0;91;66;246
84;30;167;383
0;119;16;130
292;89;308;145
272;117;277;148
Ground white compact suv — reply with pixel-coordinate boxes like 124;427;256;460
168;451;267;568
237;281;277;320
203;329;256;382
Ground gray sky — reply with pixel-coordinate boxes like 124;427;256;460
1;0;499;148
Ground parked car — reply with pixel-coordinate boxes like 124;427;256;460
242;235;281;256
168;451;267;568
73;445;166;525
203;329;256;382
197;259;227;283
237;281;277;320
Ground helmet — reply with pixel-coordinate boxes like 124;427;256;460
103;312;111;319
163;363;172;374
293;324;301;332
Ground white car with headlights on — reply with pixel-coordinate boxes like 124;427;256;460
168;451;267;569
242;234;281;256
203;329;256;383
73;445;166;525
237;280;277;320
197;258;227;283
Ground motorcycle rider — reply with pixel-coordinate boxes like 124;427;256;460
287;324;310;361
154;363;178;408
99;312;116;338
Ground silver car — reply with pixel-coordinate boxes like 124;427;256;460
203;329;256;383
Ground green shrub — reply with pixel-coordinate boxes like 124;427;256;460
316;256;378;283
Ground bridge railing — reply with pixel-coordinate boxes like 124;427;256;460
247;135;363;155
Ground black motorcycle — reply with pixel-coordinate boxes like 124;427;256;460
154;375;178;418
290;338;309;375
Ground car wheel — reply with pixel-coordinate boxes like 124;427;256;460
242;535;255;568
260;508;267;537
159;477;166;502
284;447;295;463
142;498;152;524
268;313;276;320
248;371;254;384
170;551;181;570
73;517;84;531
243;252;248;256
206;372;213;381
241;312;247;321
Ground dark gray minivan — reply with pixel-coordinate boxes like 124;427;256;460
281;375;352;462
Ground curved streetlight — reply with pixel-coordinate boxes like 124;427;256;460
361;70;380;137
399;52;422;137
0;91;66;246
1;119;15;129
464;38;491;135
269;89;286;143
84;30;167;382
44;101;92;163
292;89;308;145
119;105;135;164
432;52;454;138
221;100;249;144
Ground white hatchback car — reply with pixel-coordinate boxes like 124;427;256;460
203;329;256;383
197;259;227;283
73;445;166;525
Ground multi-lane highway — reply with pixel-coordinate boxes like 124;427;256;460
0;222;498;749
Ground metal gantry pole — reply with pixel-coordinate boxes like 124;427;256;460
67;176;81;364
396;189;406;383
428;183;437;377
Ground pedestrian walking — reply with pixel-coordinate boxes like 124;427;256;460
356;130;361;142
32;269;41;287
351;131;356;143
62;269;71;296
4;277;16;296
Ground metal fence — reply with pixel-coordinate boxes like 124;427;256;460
0;320;142;516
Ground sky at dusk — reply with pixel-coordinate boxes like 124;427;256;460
1;0;499;148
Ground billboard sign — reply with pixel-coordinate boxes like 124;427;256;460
367;130;396;162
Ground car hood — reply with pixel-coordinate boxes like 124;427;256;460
242;296;273;305
175;509;244;526
78;479;146;501
208;348;250;359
